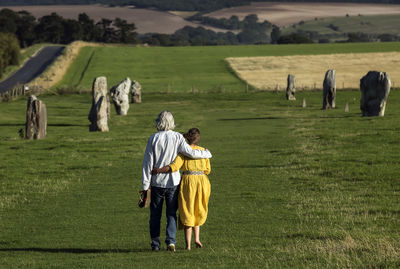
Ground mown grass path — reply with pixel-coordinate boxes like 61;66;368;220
58;42;400;93
1;90;399;267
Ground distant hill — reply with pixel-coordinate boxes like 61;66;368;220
1;0;400;11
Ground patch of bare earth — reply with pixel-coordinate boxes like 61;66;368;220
206;2;400;27
5;5;228;34
168;11;198;19
226;52;400;90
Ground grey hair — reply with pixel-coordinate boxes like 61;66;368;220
155;110;175;131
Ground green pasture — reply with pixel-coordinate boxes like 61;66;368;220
57;42;400;93
282;14;400;41
1;89;400;268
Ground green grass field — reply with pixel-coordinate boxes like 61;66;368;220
1;43;400;267
57;42;400;93
282;14;400;41
1;90;399;268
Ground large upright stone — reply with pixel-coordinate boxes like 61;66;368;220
110;77;131;115
88;76;109;132
323;69;336;109
360;71;391;117
286;74;296;100
25;95;47;139
131;80;142;103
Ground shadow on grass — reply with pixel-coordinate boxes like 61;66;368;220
235;164;285;168
318;115;355;119
0;123;87;127
218;117;281;121
0;123;24;127
48;123;88;127
284;233;342;241
0;247;150;254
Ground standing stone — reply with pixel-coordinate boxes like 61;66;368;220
88;76;109;132
360;71;391;117
344;103;349;112
323;69;336;109
286;74;296;100
131;80;142;103
25;95;47;139
110;77;131;115
302;98;307;108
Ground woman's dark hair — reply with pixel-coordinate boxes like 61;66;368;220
183;128;200;145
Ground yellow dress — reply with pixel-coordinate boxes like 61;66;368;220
169;145;211;228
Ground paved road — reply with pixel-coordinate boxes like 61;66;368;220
0;46;65;94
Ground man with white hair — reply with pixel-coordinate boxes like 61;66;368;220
142;110;212;252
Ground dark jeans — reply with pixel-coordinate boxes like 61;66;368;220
149;185;179;249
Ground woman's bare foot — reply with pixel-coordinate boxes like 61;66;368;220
195;241;203;248
185;247;191;251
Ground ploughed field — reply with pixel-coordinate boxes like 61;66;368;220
5;5;229;34
206;2;400;27
1;43;400;267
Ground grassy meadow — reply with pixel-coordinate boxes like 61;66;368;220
1;90;400;268
1;43;400;267
57;42;400;93
282;14;400;41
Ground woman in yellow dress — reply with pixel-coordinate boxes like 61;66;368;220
152;128;211;250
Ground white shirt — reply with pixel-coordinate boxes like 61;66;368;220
142;130;212;190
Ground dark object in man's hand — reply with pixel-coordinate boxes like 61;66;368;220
138;189;151;208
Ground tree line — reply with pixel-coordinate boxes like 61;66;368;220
0;8;284;47
0;8;137;48
141;14;276;46
0;33;20;78
1;0;399;12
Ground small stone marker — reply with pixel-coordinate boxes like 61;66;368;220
302;98;307;108
323;69;336;109
88;76;109;132
25;95;47;139
110;77;131;115
131;80;142;103
345;102;349;112
286;74;296;100
360;71;391;116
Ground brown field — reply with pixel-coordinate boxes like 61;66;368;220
226;52;400;91
5;5;228;34
168;11;198;19
206;2;400;27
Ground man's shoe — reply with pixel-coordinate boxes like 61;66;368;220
167;243;176;252
152;246;160;252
